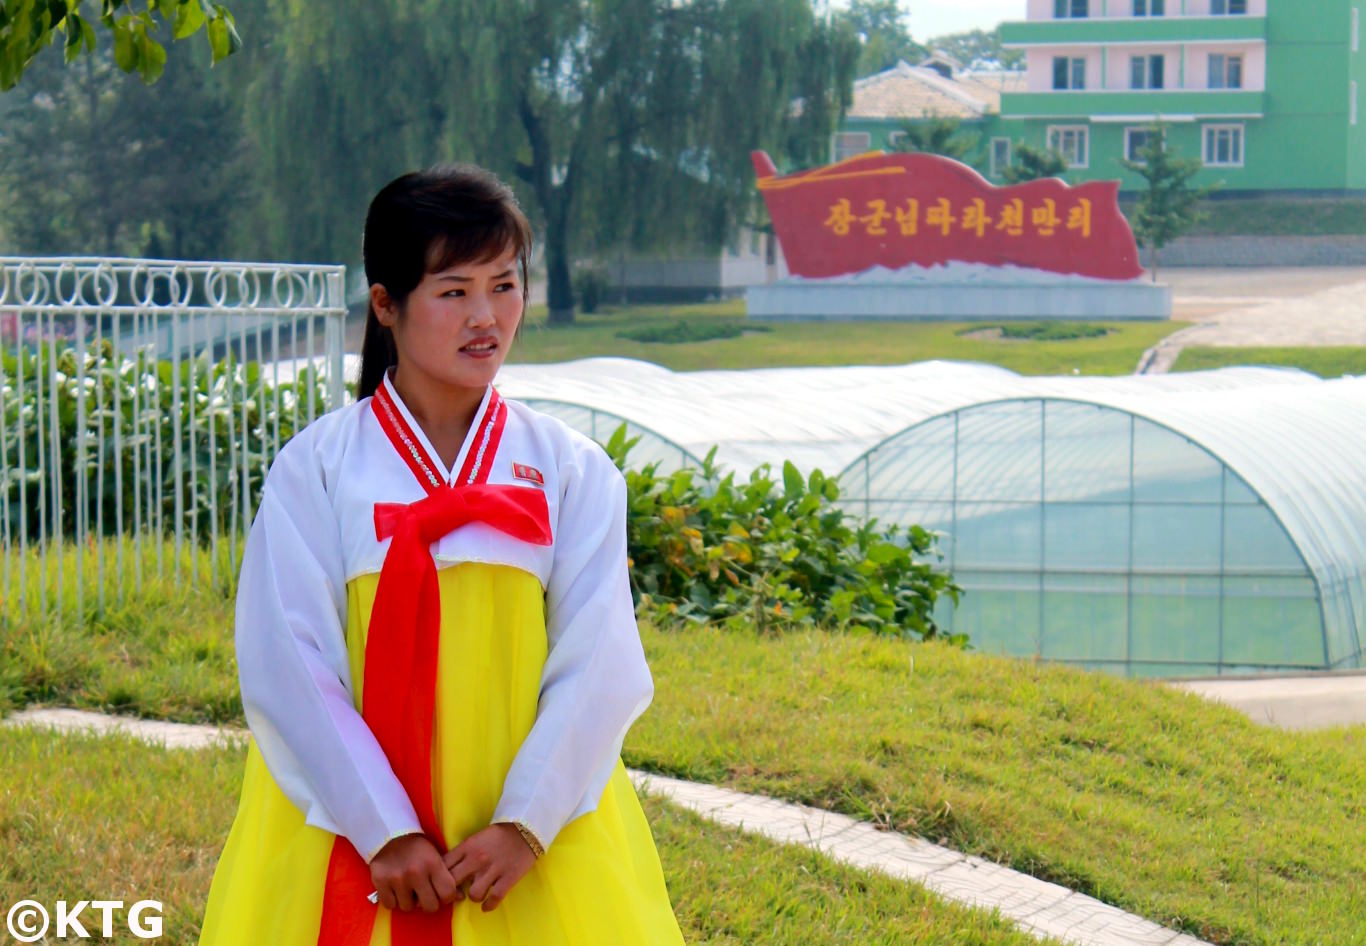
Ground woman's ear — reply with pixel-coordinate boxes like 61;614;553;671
370;283;399;328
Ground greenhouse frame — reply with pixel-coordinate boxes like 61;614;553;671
496;359;1366;677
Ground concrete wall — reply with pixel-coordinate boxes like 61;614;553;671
1139;234;1366;266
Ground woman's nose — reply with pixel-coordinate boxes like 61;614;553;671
466;295;497;326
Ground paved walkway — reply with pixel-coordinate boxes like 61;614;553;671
4;707;1211;946
1142;267;1366;373
1174;672;1366;731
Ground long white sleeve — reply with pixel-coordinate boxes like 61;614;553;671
490;439;654;850
235;431;423;862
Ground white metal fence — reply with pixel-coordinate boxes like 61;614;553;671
0;257;347;620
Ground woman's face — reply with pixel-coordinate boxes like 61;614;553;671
376;244;524;393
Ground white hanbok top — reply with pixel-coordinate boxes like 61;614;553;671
233;368;654;862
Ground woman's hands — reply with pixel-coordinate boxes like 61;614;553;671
369;834;460;913
369;824;537;914
443;823;538;913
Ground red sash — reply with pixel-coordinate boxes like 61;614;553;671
315;384;551;945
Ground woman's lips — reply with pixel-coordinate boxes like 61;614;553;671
460;338;498;358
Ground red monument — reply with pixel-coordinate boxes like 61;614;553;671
746;150;1166;321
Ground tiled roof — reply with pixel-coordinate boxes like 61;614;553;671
847;60;1025;121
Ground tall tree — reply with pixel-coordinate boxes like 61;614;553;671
890;116;981;168
246;0;858;324
0;37;248;257
1002;142;1067;184
924;27;1022;71
839;0;926;78
1119;122;1214;283
0;0;239;89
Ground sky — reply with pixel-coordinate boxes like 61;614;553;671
827;0;1026;41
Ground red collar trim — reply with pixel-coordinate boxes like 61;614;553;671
455;388;505;486
372;379;444;493
370;377;506;495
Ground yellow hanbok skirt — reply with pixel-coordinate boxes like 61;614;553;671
199;563;684;945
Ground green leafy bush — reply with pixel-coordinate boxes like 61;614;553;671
616;319;769;345
1;339;333;544
572;265;608;314
605;427;961;641
957;322;1111;342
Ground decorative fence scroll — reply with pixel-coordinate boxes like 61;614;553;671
0;257;348;620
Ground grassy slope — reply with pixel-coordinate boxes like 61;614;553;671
1173;346;1366;379
631;626;1366;946
4;555;1364;946
0;728;1052;946
511;300;1184;376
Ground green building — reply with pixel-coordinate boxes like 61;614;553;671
838;1;1365;194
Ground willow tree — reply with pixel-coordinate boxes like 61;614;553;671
246;0;857;323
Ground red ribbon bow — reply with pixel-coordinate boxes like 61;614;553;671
318;482;551;946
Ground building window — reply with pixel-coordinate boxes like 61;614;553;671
990;138;1012;178
1208;54;1243;89
1047;125;1090;168
1134;0;1165;15
1353;81;1359;126
1130;54;1165;90
1353;7;1360;53
1054;56;1087;90
1125;127;1162;164
1211;0;1247;13
1203;124;1244;166
888;131;908;149
833;132;871;162
1054;0;1089;17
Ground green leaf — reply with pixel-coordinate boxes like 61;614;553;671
206;14;230;59
138;33;166;82
173;0;206;39
865;542;906;566
206;4;241;61
112;22;136;71
782;460;803;499
63;17;83;62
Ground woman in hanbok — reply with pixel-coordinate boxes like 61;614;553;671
198;164;686;945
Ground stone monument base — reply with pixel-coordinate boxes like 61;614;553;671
746;266;1172;322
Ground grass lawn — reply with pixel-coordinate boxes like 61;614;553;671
0;539;240;723
1172;345;1366;379
0;727;1053;946
4;546;1365;946
513;300;1186;376
634;626;1366;946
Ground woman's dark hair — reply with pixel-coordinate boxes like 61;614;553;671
356;163;534;400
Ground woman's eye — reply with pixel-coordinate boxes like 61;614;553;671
444;289;465;298
495;282;516;292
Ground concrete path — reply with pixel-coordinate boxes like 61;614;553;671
4;707;1212;946
1173;672;1366;731
1142;267;1366;374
